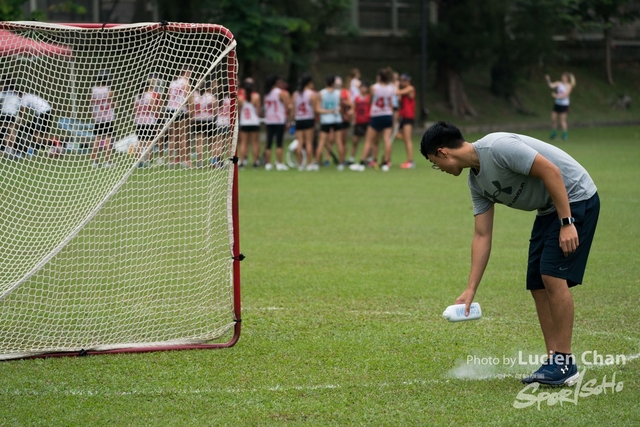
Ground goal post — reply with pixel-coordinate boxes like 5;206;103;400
0;22;242;360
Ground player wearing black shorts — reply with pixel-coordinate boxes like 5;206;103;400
421;122;599;387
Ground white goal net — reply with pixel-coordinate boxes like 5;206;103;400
0;22;241;360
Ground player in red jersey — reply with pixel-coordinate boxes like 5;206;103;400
397;73;416;169
335;76;353;170
349;81;370;165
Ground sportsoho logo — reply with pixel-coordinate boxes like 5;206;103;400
513;369;623;409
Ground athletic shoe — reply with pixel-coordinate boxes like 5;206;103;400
306;163;319;171
522;358;551;384
561;131;568;141
400;161;415;169
104;161;113;168
367;160;377;168
337;164;345;171
349;163;365;172
275;163;289;171
522;355;579;386
265;163;273;171
92;161;100;169
298;165;305;172
381;163;390;172
550;130;557;140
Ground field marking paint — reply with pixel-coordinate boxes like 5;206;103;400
1;379;443;398
3;351;638;398
242;307;284;311
348;310;419;316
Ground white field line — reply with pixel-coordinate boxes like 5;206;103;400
3;353;638;397
1;379;444;397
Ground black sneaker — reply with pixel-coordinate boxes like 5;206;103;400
523;357;579;386
522;358;551;384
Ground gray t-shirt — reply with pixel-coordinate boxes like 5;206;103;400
468;133;597;216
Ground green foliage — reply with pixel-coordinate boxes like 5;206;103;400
48;0;87;16
573;0;640;29
430;0;499;74
490;0;579;98
0;0;27;20
207;0;309;65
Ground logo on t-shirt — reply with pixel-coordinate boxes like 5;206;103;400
484;181;512;204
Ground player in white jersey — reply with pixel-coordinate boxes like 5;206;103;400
263;74;292;171
314;75;342;171
90;71;116;167
134;79;161;165
238;77;261;169
350;68;395;172
213;87;232;168
292;73;316;170
347;68;361;102
190;80;217;168
167;69;193;167
545;72;575;141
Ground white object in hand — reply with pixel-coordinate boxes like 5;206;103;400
442;303;482;322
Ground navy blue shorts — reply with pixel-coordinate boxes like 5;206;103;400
295;119;315;131
369;115;393;132
526;193;600;290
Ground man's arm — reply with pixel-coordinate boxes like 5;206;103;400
528;153;579;256
456;204;494;315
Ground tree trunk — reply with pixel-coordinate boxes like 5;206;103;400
605;27;614;86
447;68;477;118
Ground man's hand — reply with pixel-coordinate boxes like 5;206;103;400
455;289;476;317
559;223;579;257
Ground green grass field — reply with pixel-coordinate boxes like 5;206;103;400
1;126;639;426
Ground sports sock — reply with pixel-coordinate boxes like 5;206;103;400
554;351;574;366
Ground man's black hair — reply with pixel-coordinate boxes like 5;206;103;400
420;121;465;158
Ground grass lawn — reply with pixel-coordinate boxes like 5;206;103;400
0;126;639;426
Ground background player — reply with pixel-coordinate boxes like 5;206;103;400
349;81;370;165
90;71;116;168
350;68;395;172
263;74;292;171
292;73;316;171
238;77;262;169
545;72;575;141
396;73;416;169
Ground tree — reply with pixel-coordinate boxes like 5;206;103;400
270;0;351;91
573;0;639;85
205;0;309;82
0;0;28;20
490;0;578;111
431;0;498;117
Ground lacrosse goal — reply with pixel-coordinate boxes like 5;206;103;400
0;21;241;360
